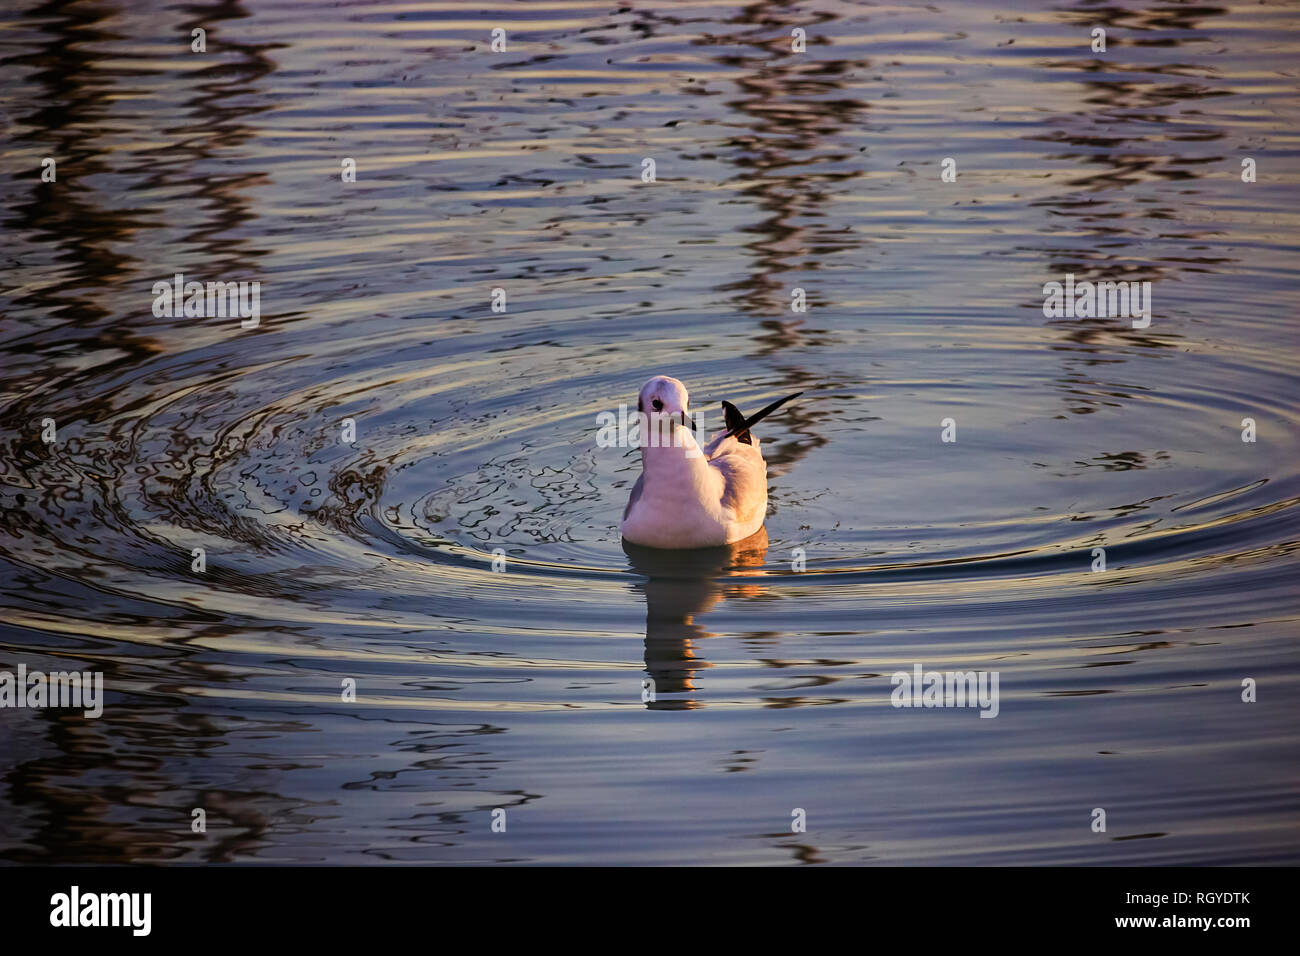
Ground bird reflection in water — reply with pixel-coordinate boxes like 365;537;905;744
623;527;770;710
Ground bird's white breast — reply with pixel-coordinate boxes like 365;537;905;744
621;430;767;548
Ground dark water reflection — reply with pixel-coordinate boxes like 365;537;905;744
627;527;770;708
0;0;1298;864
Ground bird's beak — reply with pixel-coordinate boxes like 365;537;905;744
681;411;696;431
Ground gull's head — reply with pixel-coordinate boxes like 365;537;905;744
636;375;697;452
637;375;691;421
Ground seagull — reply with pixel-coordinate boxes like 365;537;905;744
620;375;802;549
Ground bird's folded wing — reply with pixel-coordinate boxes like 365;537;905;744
622;474;644;520
708;446;767;525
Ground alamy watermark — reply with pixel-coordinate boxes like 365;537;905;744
0;664;103;718
891;663;1000;718
50;886;150;936
596;404;708;458
1042;273;1151;329
152;272;260;328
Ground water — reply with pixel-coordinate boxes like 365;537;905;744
1;0;1298;865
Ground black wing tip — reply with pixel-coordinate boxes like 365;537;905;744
721;400;750;444
722;390;804;440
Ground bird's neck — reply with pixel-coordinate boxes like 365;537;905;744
639;427;713;490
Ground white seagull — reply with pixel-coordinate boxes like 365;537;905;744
620;375;802;549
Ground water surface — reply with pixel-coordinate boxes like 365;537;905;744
1;0;1298;864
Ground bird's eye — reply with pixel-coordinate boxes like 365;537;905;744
652;398;663;411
